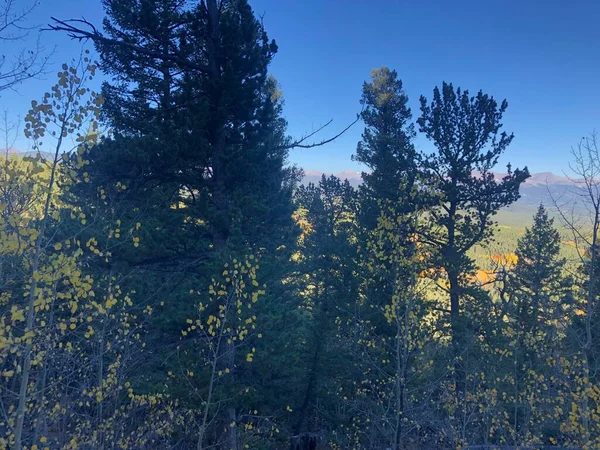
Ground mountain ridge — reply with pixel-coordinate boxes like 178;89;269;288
301;169;581;226
301;169;576;188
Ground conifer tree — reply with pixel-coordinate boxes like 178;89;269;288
504;204;572;443
69;0;296;258
353;67;417;230
511;204;570;337
350;68;436;449
56;2;299;448
291;175;358;437
417;82;529;402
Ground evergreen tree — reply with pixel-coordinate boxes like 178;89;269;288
352;67;423;322
353;67;417;229
504;204;572;442
290;175;359;438
511;204;571;337
76;0;296;257
60;1;299;448
417;82;529;401
349;69;436;448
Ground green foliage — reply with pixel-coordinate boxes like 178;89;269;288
354;67;417;229
3;3;600;450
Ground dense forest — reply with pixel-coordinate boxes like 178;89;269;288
1;1;600;449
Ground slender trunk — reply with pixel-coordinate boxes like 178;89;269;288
449;269;464;395
293;329;323;436
581;209;598;444
219;340;237;450
293;346;321;436
97;298;108;448
446;198;465;402
198;294;230;450
394;326;403;450
394;274;412;450
33;282;59;442
294;276;330;436
14;129;65;450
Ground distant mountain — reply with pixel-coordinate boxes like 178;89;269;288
301;169;576;190
1;148;59;160
0;149;584;228
300;169;583;226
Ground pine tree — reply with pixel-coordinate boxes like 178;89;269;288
504;204;572;442
59;1;299;448
350;69;434;448
76;0;296;256
352;67;423;320
291;175;358;437
511;204;570;336
353;67;417;230
417;82;529;402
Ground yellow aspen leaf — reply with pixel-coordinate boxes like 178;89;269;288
11;307;24;322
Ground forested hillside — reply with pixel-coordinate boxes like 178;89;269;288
1;1;600;450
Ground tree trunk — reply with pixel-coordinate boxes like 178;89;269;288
290;433;318;450
14;122;65;450
449;268;465;398
205;1;236;448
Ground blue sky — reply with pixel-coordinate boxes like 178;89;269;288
1;0;599;175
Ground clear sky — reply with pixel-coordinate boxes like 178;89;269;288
1;0;599;175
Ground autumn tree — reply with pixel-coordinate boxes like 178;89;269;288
0;57;185;450
553;132;600;447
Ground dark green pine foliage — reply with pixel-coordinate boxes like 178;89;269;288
62;1;300;447
511;204;571;340
289;175;359;436
353;67;417;230
64;0;300;327
351;69;435;449
73;0;297;262
352;67;423;328
503;204;571;441
352;66;421;325
417;82;530;397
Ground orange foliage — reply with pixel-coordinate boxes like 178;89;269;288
490;252;518;268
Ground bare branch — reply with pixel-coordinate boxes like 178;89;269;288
278;113;361;151
46;17;210;74
0;0;50;92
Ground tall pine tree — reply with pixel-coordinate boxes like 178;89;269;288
417;82;529;404
59;1;299;448
504;204;572;442
353;67;417;229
